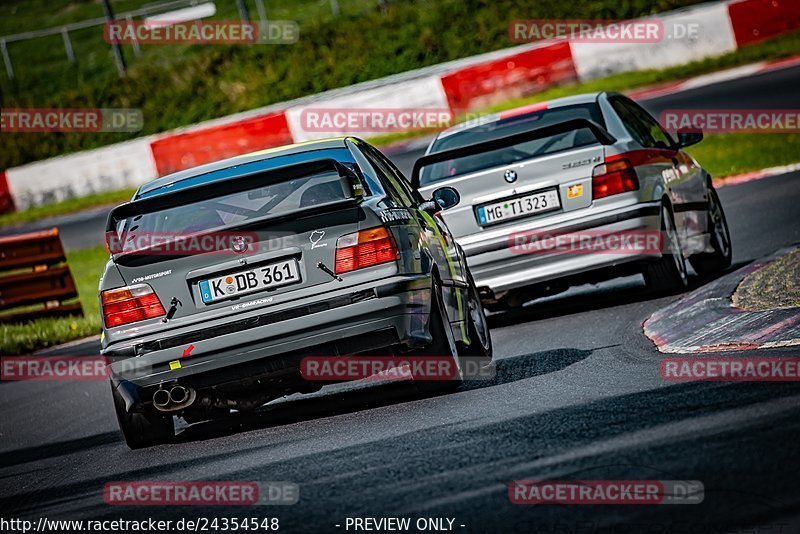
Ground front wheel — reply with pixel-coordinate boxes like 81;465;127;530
643;204;689;294
690;186;732;275
112;382;174;449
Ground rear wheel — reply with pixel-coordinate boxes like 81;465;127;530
690;186;732;275
112;382;174;449
414;279;463;395
643;204;689;294
460;273;492;363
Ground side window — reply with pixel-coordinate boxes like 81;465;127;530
362;144;416;208
610;97;653;147
625;99;675;149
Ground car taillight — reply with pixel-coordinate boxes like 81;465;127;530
101;284;165;327
334;226;399;274
592;158;639;199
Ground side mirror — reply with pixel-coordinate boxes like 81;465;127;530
418;200;440;215
432;187;460;210
676;129;703;148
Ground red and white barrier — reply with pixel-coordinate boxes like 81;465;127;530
0;170;13;214
286;75;449;142
5;138;156;211
150;111;292;176
571;2;737;81
2;0;799;213
728;0;800;47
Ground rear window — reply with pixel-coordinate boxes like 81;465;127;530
421;103;605;185
113;169;348;253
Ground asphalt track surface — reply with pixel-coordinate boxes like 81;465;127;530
1;67;800;532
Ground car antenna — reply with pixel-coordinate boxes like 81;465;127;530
316;262;343;282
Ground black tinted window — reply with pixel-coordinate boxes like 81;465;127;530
421;103;604;185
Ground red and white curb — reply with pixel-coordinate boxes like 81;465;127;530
715;162;800;188
644;251;800;354
627;55;800;101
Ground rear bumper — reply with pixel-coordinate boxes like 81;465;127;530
463;201;662;297
106;274;431;409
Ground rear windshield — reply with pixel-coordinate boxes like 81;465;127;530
421;103;604;185
113;169;348;253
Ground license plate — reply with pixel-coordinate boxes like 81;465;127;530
199;259;300;304
476;189;560;225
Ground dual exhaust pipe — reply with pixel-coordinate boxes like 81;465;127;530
152;385;196;412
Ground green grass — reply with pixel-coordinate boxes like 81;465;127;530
0;188;136;229
687;134;800;178
733;248;800;311
0;245;107;354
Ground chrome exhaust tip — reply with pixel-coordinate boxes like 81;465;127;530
169;385;189;404
152;388;171;409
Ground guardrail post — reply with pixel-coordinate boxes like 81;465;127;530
101;0;127;76
61;28;75;62
126;15;141;57
0;38;13;79
254;0;267;23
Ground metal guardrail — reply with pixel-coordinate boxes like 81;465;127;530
0;0;219;79
0;228;83;323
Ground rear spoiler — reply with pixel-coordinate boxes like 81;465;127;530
106;158;362;234
410;118;616;189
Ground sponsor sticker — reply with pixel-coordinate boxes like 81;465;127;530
567;184;584;199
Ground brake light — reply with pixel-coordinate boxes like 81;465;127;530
101;284;166;327
592;158;639;199
334;227;399;274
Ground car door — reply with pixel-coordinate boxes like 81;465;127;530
619;97;707;241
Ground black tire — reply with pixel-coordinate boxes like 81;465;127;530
644;204;689;294
414;279;463;395
689;186;732;275
111;382;174;449
460;273;492;363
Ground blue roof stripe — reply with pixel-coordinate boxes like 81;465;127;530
136;148;355;200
